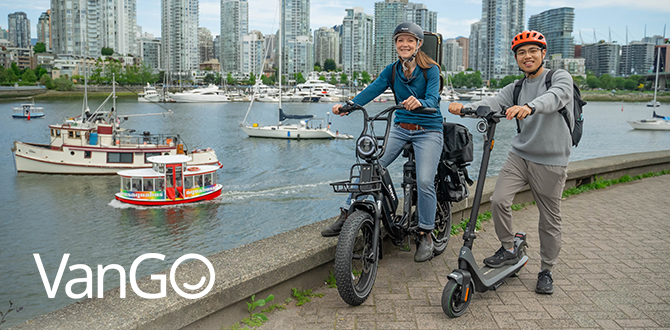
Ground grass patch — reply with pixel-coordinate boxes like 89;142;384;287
292;288;323;306
325;270;337;288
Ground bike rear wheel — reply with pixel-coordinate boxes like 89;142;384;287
432;200;452;256
334;210;378;306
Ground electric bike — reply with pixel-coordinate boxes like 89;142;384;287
330;102;453;306
441;106;529;317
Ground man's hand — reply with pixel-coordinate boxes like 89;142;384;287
448;102;464;115
505;105;532;121
402;96;421;111
332;103;345;116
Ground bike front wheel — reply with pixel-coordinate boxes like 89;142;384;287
334;210;379;306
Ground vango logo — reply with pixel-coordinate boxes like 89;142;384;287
33;253;215;300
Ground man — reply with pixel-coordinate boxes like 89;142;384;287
448;30;574;294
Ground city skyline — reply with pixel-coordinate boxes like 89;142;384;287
1;0;668;48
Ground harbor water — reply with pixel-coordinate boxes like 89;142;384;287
0;98;669;327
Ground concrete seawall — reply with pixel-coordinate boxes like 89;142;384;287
14;150;670;329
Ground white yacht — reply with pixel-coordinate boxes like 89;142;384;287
294;80;344;102
374;89;395;103
138;84;162;103
462;87;497;101
170;84;229;103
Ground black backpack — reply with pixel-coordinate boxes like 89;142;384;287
389;31;445;104
512;69;586;147
436;122;474;203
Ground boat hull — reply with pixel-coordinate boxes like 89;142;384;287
13;113;45;118
115;185;223;206
241;125;351;139
627;120;670;131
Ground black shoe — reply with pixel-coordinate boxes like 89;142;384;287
414;232;434;262
320;208;348;237
483;246;520;268
535;270;554;294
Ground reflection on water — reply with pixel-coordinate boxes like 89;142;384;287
0;98;669;326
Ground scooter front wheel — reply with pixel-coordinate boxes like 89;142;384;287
334;210;378;306
441;278;474;317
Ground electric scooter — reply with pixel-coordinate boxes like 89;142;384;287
441;105;529;317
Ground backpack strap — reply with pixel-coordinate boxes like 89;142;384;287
390;61;430;105
512;77;525;134
545;69;572;133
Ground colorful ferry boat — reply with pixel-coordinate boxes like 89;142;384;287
115;155;223;206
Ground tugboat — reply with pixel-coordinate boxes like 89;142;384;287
115;155;223;206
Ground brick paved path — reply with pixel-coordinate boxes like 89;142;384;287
260;175;670;329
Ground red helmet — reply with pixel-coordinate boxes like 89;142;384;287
511;30;547;52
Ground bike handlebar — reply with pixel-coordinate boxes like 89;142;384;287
340;101;436;115
460;106;513;119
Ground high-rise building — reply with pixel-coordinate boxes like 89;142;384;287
619;42;654;76
198;27;214;63
405;2;437;33
51;0;100;57
0;27;7;40
582;41;621;76
373;0;408;74
468;20;482;74
642;35;666;46
545;54;585;77
281;0;311;78
221;0;249;74
314;27;340;69
528;7;574;59
443;38;463;72
456;37;469;69
242;30;265;75
654;45;670;73
264;34;276;60
37;11;52;51
98;0;138;56
213;35;220;63
8;12;31;48
139;33;162;70
162;0;199;74
342;7;373;76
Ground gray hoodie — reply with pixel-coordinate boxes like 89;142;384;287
464;69;574;166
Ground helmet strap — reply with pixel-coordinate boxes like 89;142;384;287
527;60;544;77
400;40;421;72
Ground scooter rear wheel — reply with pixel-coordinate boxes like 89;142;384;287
441;278;474;318
334;210;378;306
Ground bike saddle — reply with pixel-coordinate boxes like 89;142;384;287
402;142;414;157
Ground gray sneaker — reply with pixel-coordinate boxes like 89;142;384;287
535;270;554;294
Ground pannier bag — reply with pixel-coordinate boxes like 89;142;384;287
437;122;474;203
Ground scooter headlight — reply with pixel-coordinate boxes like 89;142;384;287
356;135;377;158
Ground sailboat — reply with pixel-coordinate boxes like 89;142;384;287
239;5;352;140
440;74;460;102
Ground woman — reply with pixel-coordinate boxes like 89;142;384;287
320;22;443;263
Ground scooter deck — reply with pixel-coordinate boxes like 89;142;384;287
474;255;528;291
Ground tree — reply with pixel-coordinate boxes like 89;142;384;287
261;74;273;85
329;75;338;85
21;68;37;83
489;78;498;88
54;76;74;91
586;75;599;89
314;61;321;72
318;75;326;81
247;72;257;86
324;59;337;71
34;65;47;80
226;72;237;85
39;74;56;89
360;71;371;85
101;47;114;56
340;73;348;85
11;62;20;77
294;72;306;84
34;42;47;53
203;73;217;84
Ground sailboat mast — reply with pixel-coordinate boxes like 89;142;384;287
82;58;88;118
278;5;282;114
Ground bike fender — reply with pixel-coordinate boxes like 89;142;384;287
447;270;465;286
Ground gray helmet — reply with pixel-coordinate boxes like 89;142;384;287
393;22;424;42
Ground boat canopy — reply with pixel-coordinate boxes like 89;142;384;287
147;154;192;164
279;108;313;122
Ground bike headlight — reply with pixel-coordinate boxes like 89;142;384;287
356;135;377;158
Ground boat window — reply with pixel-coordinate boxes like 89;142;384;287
195;175;203;188
143;178;154;191
145;152;161;163
175;167;183;187
56;130;61;137
84;151;91;159
204;173;212;186
75;131;81;138
166;172;173;188
152;163;159;173
131;178;142;191
157;178;165;191
107;152;133;163
212;172;217;184
68;131;74;138
51;129;54;137
159;163;165;173
184;176;193;189
121;177;131;191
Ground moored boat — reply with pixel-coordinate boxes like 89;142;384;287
12;102;45;119
115;155;223;206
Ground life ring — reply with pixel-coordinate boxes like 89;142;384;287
188;167;200;171
217;161;223;168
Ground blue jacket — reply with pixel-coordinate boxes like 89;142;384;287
351;61;443;130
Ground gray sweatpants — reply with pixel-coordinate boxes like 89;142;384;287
491;152;568;271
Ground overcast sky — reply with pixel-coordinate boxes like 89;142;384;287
2;0;668;45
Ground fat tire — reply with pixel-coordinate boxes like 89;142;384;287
441;278;473;318
432;200;452;256
334;210;378;306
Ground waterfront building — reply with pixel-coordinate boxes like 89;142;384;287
51;0;100;57
139;33;162;70
654;45;670;73
444;38;463;72
37;11;52;51
528;7;574;59
98;0;138;56
457;37;469;69
6;47;34;70
582;41;621;76
199;27;215;63
213;35;220;63
341;7;373;76
545;54;585;77
8;12;31;49
619;42;654;76
314;27;340;69
373;0;408;74
199;58;220;71
0;27;7;40
242;30;265;75
468;20;482;75
162;0;199;74
221;0;249;74
281;0;311;78
471;0;525;80
405;2;437;33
